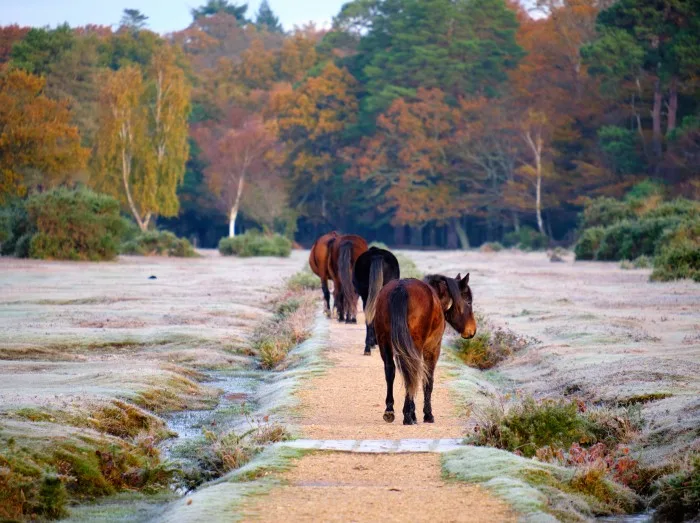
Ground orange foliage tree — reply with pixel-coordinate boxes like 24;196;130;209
346;88;462;226
0;69;88;202
270;62;357;220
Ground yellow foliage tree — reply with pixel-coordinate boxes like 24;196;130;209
93;47;190;231
0;69;88;202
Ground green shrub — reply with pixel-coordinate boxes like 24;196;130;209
219;231;291;257
468;397;592;458
651;240;700;282
595;217;682;261
653;454;700;521
286;267;321;292
574;226;606;260
121;230;197;257
23;188;125;261
502;226;549;250
0;199;34;257
632;255;653;269
396;252;423;279
643;199;700;220
579;197;635;229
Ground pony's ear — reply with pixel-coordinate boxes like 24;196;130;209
455;273;461;281
459;273;470;290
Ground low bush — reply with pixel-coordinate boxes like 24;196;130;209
651;219;700;283
468;396;642;460
653;453;700;521
121;230;197;257
468;397;592;458
574;226;606;260
286;267;321;291
453;326;534;370
219;231;291;257
396;252;423;279
651;240;700;283
6;188;126;261
579;197;635;230
0;198;33;257
502;226;549;250
595;217;681;261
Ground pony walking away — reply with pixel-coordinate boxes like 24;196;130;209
373;274;476;425
309;231;339;316
328;234;368;323
353;247;400;355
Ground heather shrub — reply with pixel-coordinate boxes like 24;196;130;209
219;230;291;257
121;230;197;257
23;188;124;261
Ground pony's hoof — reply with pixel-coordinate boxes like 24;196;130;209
424;415;434;423
363;349;371;356
383;411;395;423
337;317;346;324
403;418;417;425
346;318;357;324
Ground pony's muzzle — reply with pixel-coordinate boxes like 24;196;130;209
461;327;477;339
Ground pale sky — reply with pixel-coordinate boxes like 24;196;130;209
0;0;345;33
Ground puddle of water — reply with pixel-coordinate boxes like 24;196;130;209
160;373;258;458
598;511;654;522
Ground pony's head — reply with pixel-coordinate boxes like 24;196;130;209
425;273;476;339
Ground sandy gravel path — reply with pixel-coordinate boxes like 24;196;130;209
241;317;514;522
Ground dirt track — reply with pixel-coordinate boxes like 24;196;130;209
240;317;514;522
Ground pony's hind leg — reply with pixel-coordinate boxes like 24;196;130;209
380;345;395;422
402;395;417;425
321;279;331;317
423;357;437;423
364;322;376;355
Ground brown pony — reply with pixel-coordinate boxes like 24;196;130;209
373;274;476;425
327;234;368;323
309;231;339;316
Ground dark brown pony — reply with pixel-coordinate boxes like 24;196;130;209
309;231;339;316
328;234;368;323
373;274;476;425
353;247;400;355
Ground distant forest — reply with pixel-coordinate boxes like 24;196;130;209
1;0;699;247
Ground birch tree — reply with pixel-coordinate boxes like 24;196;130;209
93;48;189;231
192;109;274;237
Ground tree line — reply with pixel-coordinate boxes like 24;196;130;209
1;0;698;248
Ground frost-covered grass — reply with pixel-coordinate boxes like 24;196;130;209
442;446;639;521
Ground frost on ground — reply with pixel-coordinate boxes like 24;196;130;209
410;250;700;467
0;251;305;520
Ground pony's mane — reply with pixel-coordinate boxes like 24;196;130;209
423;274;462;313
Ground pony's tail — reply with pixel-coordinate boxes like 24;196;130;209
339;241;356;315
389;285;426;398
364;256;384;325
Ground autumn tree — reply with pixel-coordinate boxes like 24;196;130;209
270;62;358;221
93;47;190;231
0;25;29;65
0;69;88;202
192;110;275;237
346;88;462;228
